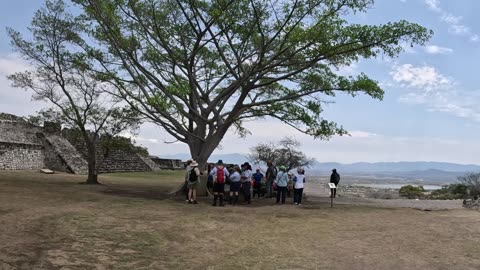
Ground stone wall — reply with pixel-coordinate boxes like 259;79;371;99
62;129;158;173
0;115;46;170
151;157;184;170
0;118;42;145
0;141;45;170
0;112;169;174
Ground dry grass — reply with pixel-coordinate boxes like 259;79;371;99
0;170;479;270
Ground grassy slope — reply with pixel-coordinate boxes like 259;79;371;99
0;170;479;270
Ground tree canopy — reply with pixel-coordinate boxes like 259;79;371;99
16;0;433;167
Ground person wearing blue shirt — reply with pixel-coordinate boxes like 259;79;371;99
252;169;264;198
275;165;289;204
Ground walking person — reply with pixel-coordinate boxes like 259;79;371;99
265;161;277;198
186;160;201;204
252;168;264;199
209;160;230;206
228;166;241;205
330;169;340;198
293;168;306;205
275;165;289;204
241;162;252;204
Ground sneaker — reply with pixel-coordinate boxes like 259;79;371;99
188;200;192;204
193;200;198;204
298;203;302;205
294;203;298;205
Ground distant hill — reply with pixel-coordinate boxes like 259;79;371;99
155;153;480;182
310;161;480;173
309;162;480;183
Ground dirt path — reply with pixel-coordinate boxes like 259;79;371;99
308;196;463;210
1;171;479;270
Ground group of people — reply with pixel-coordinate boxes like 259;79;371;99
184;159;340;206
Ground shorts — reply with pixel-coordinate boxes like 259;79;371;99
187;181;198;189
213;183;225;193
230;181;241;192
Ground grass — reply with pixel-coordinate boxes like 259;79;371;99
0;170;479;270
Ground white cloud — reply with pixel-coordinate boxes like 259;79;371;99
0;54;45;116
391;63;480;122
391;64;451;88
424;0;479;42
0;54;30;75
424;45;453;54
349;131;377;138
425;0;441;12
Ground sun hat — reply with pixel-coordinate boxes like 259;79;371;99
190;160;199;167
217;160;224;165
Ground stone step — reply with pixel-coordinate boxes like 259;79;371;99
43;135;88;175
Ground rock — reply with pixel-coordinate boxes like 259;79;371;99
40;168;54;174
462;199;480;210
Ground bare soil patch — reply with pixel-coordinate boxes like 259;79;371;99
1;170;479;270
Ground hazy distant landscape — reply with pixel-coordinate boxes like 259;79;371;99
158;153;478;184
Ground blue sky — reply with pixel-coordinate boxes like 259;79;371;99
1;0;479;164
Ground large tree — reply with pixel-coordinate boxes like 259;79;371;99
72;0;432;167
7;0;140;184
249;137;314;171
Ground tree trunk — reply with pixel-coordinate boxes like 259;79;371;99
84;141;100;185
188;137;221;170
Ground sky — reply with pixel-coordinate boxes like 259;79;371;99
0;0;479;164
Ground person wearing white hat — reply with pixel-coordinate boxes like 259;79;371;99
186;160;201;204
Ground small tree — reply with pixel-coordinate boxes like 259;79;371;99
399;185;426;199
458;172;480;198
249;137;314;171
7;0;140;184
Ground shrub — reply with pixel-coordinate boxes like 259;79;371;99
399;185;426;199
458;173;480;197
429;184;470;200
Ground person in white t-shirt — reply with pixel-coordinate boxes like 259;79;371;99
241;162;252;204
293;168;306;205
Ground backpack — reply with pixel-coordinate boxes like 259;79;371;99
272;166;278;178
188;169;198;182
216;166;225;184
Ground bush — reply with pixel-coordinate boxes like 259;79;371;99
399;185;426;199
429;184;469;200
458;173;480;197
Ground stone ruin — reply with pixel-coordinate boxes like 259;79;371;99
463;198;480;210
0;112;183;174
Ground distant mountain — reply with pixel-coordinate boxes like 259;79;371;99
311;161;480;173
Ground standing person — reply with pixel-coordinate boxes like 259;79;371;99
228;166;241;205
241;162;253;204
184;160;193;202
209;160;230;206
252;169;264;199
293;168;306;205
207;163;215;192
330;169;340;198
265;161;277;198
275;165;289;204
186;160;201;204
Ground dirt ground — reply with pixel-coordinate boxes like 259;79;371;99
0;170;479;270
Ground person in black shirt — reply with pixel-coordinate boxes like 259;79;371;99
330;169;340;198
